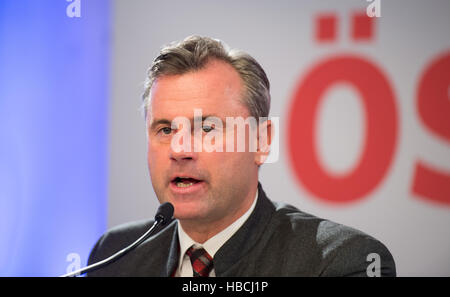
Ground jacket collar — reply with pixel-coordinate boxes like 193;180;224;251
165;222;180;276
213;182;275;276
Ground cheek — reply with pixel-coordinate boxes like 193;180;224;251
147;144;156;168
147;145;169;198
205;151;255;180
147;142;166;175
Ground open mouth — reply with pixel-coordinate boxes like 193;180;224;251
171;177;202;188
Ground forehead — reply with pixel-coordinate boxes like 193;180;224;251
148;60;249;121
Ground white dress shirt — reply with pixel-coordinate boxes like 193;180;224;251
175;189;258;277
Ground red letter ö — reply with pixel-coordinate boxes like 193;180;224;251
288;56;398;203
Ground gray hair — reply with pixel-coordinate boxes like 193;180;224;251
142;35;270;120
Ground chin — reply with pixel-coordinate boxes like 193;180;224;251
173;206;209;222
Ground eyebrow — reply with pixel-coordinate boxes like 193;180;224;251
149;114;223;131
149;118;172;131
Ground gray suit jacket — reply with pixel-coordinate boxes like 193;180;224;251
87;183;396;276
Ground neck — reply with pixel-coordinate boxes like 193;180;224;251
179;185;258;243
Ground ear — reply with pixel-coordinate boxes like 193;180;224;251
254;119;272;166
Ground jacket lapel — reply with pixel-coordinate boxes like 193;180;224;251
164;223;180;276
213;182;275;276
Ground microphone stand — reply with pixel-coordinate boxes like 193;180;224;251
61;220;160;277
60;202;174;277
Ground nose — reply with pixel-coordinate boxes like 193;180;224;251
169;131;199;162
170;147;198;162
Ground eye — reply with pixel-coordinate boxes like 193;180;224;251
202;125;214;133
159;127;172;135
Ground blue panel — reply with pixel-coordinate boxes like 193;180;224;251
0;0;110;276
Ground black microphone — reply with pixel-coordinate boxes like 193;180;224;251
61;202;174;277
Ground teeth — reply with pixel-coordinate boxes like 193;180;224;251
176;182;194;187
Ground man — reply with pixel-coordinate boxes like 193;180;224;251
88;36;396;277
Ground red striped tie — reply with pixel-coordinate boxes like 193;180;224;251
185;246;213;277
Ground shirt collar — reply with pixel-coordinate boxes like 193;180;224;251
176;188;258;269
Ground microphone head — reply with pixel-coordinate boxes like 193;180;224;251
154;202;174;225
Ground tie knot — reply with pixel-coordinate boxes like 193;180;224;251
186;246;213;277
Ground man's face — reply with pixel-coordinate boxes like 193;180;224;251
146;60;260;226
